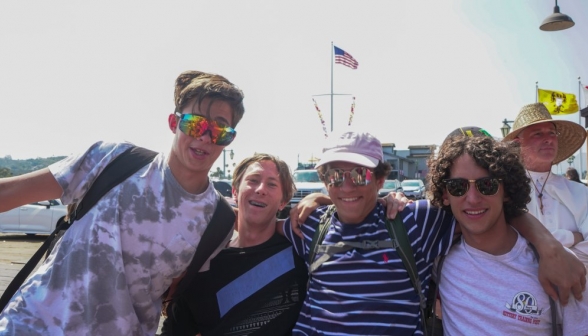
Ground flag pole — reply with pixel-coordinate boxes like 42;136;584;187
330;41;334;133
535;81;538;102
580;77;584;178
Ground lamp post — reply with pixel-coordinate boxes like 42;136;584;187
500;119;515;138
567;155;575;167
540;0;575;31
222;149;234;179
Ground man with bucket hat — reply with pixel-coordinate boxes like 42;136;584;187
504;102;588;267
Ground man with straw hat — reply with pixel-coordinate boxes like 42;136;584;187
504;102;588;267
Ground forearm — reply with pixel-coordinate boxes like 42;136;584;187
510;212;560;255
0;168;63;212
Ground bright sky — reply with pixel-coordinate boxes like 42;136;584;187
1;0;587;175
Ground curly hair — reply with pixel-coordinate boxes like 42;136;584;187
427;136;530;221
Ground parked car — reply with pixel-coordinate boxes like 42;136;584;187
401;179;426;199
378;179;403;197
278;169;327;219
0;199;68;235
212;179;233;197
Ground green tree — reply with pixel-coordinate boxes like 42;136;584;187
0;167;12;177
209;167;223;178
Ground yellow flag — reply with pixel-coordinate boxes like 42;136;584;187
537;88;579;115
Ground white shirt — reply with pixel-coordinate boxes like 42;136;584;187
440;233;588;335
0;141;229;336
527;171;588;261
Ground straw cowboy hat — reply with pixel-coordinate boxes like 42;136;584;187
503;103;587;164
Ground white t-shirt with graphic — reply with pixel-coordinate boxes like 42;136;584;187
0;141;226;336
439;232;588;335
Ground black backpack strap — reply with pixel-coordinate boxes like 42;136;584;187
0;145;157;311
70;146;158;222
170;194;235;301
308;205;336;273
385;216;428;336
529;244;558;336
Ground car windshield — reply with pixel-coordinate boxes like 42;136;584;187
383;181;398;189
402;181;421;187
293;171;320;183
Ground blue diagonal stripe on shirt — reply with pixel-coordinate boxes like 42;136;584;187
216;246;295;317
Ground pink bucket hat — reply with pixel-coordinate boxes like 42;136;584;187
316;131;384;168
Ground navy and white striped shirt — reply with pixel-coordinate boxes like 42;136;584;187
283;200;455;336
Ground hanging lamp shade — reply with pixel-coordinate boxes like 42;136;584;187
540;4;575;31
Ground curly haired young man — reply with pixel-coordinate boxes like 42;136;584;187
428;136;588;335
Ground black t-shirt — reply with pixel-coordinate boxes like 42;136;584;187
161;233;308;336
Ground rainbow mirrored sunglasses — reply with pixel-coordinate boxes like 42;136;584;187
175;112;237;146
323;167;373;187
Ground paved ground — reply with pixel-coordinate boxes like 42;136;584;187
0;233;165;334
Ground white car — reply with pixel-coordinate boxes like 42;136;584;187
401;179;426;199
0;199;68;235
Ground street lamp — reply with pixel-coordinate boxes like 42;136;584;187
222;149;234;179
540;0;575;32
567;155;575;167
500;119;514;138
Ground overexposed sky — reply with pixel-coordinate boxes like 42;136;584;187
1;0;587;175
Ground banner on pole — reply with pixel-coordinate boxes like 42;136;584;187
538;88;579;115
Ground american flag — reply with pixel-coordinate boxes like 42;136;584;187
334;46;358;69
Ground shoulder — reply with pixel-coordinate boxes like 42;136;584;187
402;200;446;221
302;205;330;228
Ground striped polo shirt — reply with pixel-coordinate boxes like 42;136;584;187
283;200;455;336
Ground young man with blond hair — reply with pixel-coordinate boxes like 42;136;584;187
162;153;307;335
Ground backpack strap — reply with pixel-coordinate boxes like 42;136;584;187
308;205;336;273
70;146;158;223
165;193;235;316
529;244;558;336
306;207;428;335
385;216;428;336
0;145;157;311
162;195;243;333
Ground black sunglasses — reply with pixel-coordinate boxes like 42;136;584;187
443;177;502;197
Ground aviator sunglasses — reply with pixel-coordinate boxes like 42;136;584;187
323;167;373;187
175;112;237;146
443;177;502;197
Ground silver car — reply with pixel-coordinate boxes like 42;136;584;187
378;180;403;197
0;199;68;235
401;179;426;199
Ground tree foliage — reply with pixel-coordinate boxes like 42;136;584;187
0;167;12;177
0;156;67;176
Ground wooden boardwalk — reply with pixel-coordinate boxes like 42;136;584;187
0;233;165;334
0;233;45;297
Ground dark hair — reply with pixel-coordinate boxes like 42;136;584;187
174;70;245;128
317;161;392;183
232;153;296;203
427;136;530;221
565;167;582;183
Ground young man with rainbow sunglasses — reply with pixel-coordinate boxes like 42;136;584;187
428;135;588;334
0;71;245;335
284;130;586;335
